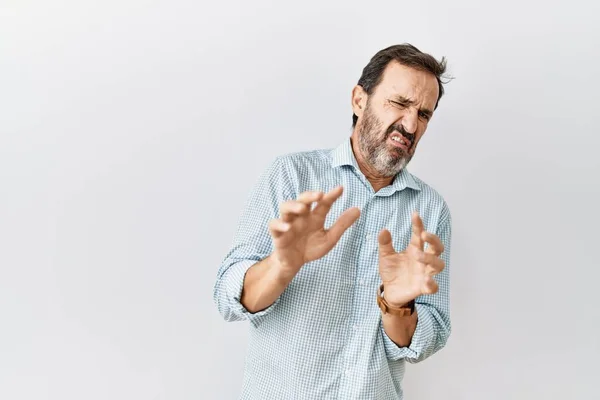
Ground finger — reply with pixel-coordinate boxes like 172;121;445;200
410;211;425;250
378;229;396;257
326;207;360;243
422;276;439;295
413;250;444;270
297;190;324;205
421;231;444;256
280;200;310;222
312;186;344;220
425;258;445;275
409;247;444;273
268;219;291;238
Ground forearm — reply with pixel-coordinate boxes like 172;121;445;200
240;254;296;313
380;302;450;363
381;309;418;347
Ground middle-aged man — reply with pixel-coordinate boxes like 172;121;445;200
214;43;453;399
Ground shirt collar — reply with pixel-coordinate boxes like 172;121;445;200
330;137;421;192
330;137;359;169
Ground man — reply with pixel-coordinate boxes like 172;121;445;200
213;43;452;399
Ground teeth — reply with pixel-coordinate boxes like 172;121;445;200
392;136;406;145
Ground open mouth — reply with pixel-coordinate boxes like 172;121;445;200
388;132;412;152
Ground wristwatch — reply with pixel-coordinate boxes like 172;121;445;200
377;284;415;316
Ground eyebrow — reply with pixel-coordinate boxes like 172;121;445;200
390;95;433;118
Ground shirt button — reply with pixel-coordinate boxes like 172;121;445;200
352;324;358;330
345;369;351;375
359;279;365;285
365;234;371;240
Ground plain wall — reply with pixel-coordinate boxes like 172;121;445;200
1;0;598;399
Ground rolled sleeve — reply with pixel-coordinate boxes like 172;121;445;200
218;259;282;327
381;303;439;362
381;204;453;363
213;156;296;327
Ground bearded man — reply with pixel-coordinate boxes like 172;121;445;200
214;43;453;400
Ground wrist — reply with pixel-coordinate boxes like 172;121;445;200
266;254;300;285
379;281;414;307
378;284;415;316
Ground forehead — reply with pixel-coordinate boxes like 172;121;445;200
374;61;439;109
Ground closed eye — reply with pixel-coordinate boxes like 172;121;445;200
390;100;409;109
390;98;432;121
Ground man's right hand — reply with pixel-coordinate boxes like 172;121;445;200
268;186;361;279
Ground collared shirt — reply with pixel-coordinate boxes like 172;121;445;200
213;138;452;400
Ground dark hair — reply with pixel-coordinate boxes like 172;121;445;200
353;43;449;127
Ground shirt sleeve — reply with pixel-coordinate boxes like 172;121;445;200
212;156;296;328
381;204;452;363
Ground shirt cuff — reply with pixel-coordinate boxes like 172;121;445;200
381;303;436;361
223;259;281;328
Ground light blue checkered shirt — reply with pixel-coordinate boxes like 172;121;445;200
213;138;452;399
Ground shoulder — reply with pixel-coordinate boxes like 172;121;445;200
254;147;333;191
274;147;332;168
266;147;333;177
406;170;452;220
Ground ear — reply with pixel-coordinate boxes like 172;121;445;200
351;85;368;120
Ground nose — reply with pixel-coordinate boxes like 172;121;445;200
401;111;418;135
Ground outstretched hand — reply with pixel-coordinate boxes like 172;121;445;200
378;211;445;307
269;186;360;278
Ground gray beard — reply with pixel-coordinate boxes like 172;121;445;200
357;108;412;177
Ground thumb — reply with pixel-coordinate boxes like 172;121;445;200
378;229;396;257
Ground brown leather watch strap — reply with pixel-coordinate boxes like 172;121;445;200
377;284;415;316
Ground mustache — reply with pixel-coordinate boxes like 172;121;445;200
385;125;415;145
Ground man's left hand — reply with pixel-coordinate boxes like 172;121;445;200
377;211;445;308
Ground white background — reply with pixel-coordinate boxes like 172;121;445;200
1;0;599;399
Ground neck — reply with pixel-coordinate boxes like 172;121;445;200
350;135;395;192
